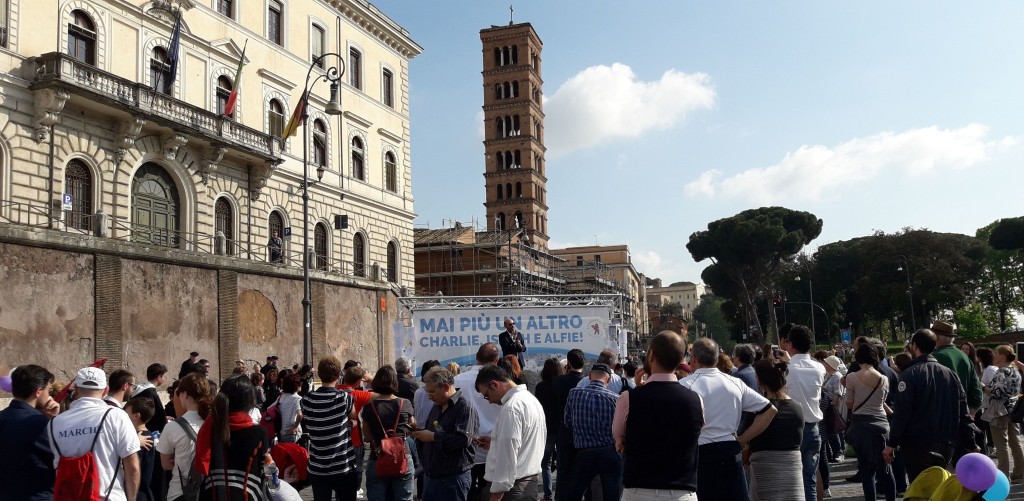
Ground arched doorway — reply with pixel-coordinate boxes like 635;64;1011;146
132;163;180;247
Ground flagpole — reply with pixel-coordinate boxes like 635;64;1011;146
149;7;181;106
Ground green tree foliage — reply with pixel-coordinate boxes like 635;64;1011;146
791;229;986;338
976;221;1024;331
645;277;663;288
659;302;684;317
954;302;994;339
687;207;823;345
989;217;1024;251
693;295;735;352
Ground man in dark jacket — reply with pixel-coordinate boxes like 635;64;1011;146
884;329;976;482
178;351;199;379
0;365;58;500
498;318;527;369
396;357;421;404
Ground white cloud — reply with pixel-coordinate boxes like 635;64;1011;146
633;250;663;274
475;110;485;140
684;124;1019;203
544;63;716;158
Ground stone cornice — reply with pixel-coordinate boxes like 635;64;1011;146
328;0;424;59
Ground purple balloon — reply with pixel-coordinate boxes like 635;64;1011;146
957;452;998;492
0;375;11;393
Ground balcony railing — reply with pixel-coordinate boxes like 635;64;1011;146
30;52;280;161
0;199;383;284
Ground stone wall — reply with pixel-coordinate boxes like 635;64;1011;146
0;229;395;387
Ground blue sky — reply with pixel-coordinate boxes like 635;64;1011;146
374;1;1024;284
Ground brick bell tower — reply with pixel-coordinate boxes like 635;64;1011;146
480;22;548;250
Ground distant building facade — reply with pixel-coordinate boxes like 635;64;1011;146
646;282;709;312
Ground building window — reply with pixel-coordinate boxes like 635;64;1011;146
65;160;92;231
349;48;361;89
505;183;511;198
215;197;234;255
268;0;283;46
496;184;503;200
496;213;506;231
0;0;8;47
314;223;328;270
67;10;96;65
217;0;232;17
311;24;324;67
312;119;327;167
386;242;398;283
353;232;366;277
216;76;232;115
268;99;285;138
268;210;284;262
132;163;180;248
384;152;397;192
149;47;172;94
382;69;394;107
514;211;523;228
351;136;365;180
515;182;522;198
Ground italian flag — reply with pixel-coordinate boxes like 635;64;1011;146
224;40;247;117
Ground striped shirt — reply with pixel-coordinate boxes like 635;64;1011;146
564;380;619;449
300;387;357;476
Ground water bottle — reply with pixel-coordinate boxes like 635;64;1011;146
151;431;160;448
263;452;280;491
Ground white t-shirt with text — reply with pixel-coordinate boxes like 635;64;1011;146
48;397;141;501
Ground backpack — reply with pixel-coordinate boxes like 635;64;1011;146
174;417;206;501
261;399;283;442
368;399;409;478
50;408;119;501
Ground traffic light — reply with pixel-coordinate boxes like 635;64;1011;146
772;289;782;307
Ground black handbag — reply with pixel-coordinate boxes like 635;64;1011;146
1009;395;1024;424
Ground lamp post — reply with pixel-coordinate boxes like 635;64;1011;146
794;274;816;337
299;53;345;367
897;255;915;333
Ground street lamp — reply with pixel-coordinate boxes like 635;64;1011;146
299;53;345;367
897;255;915;333
794;275;816;337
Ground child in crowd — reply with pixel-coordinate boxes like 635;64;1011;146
125;396;157;501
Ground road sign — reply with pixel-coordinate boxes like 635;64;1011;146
840;329;851;344
61;193;73;211
283;227;292;238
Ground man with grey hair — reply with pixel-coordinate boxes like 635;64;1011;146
681;338;776;501
731;344;758;392
576;348;625;393
396;356;421;405
412;368;479;501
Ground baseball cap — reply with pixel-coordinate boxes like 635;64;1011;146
74;367;107;389
590;363;613;375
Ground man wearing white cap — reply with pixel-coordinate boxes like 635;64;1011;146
48;367;141;500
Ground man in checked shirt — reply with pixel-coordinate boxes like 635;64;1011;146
563;362;623;501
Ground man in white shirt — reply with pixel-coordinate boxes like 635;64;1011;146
681;338;776;501
49;367;141;501
104;369;135;408
475;365;546;501
453;342;501;500
780;324;826;501
575;349;625;393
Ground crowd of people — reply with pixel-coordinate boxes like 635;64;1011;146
1;317;1021;501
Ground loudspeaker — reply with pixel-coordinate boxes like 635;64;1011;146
335;214;349;230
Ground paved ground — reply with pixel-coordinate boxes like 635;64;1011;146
295;455;1024;500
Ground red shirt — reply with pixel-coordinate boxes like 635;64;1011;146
338;383;372;447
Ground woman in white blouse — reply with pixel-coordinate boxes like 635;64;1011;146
156;373;211;501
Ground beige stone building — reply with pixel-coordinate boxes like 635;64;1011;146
0;0;419;379
646;282;710;312
1;0;419;284
549;245;648;341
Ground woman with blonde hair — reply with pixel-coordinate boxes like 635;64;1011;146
446;361;460;376
984;344;1024;482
